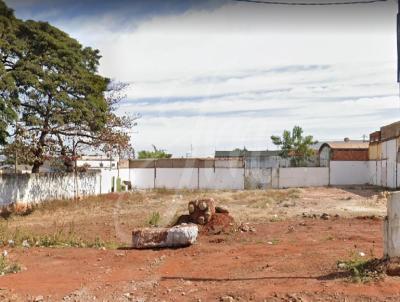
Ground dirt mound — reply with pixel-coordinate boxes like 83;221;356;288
174;213;235;235
200;213;235;235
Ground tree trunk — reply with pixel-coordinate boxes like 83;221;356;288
31;161;42;173
31;130;48;173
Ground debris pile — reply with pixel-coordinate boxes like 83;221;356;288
132;198;235;248
188;198;216;225
175;198;235;235
132;224;198;249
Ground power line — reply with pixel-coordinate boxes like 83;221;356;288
232;0;387;5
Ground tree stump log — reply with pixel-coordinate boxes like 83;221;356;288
188;198;216;225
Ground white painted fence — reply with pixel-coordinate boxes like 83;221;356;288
277;167;329;188
329;161;370;186
0;159;395;206
0;172;101;206
115;168;245;190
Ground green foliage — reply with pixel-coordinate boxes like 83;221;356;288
0;1;135;172
138;145;172;159
271;126;317;167
0;223;114;249
337;257;374;283
148;211;161;227
0;1;20;144
0;255;20;275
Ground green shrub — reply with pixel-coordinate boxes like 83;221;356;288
148;212;161;227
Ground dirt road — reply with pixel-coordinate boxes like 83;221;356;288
0;187;393;301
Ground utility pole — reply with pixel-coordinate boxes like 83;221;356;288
14;122;18;174
397;0;400;83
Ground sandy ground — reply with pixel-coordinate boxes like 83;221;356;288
0;186;394;301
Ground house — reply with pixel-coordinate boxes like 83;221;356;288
368;121;400;188
318;139;369;167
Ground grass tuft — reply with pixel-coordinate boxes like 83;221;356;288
0;255;21;275
148;212;161;227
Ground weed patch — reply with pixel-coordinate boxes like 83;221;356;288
148;212;161;227
0;255;21;275
337;254;384;283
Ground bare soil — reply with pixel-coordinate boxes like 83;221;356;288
0;186;395;302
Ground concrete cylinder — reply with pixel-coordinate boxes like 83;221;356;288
384;192;400;258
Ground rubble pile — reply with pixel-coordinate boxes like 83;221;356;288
132;198;235;248
175;198;235;235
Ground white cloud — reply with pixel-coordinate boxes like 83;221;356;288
17;0;400;156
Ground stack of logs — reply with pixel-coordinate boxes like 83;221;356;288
188;198;216;225
132;198;229;249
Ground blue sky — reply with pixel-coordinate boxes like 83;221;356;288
4;0;400;156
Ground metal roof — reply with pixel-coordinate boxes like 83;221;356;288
319;141;369;151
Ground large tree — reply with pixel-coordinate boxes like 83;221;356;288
0;1;134;172
0;1;20;144
271;126;317;167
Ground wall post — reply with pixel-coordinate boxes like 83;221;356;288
384;191;400;258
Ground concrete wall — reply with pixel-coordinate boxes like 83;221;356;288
329;161;370;185
125;167;245;190
0;172;101;206
244;168;272;189
156;168;199;189
384;192;400;258
199;168;244;190
277;167;329;188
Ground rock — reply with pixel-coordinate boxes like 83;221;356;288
22;240;30;248
132;224;198;249
320;213;330;220
123;293;134;300
7;240;14;247
239;223;252;232
2;250;8;257
359;252;366;257
386;262;400;276
34;296;44;302
220;296;234;302
215;206;229;214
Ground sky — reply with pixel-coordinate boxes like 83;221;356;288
4;0;400;157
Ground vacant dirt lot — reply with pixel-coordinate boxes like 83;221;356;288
0;186;395;301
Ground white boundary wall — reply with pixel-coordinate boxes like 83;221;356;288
0;172;101;206
156;168;199;189
277;167;329;188
120;168;245;190
330;161;370;185
199;168;244;190
1;158;397;206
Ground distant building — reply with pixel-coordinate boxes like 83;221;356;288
368;120;400;188
76;155;119;170
318;138;369;167
215;149;319;168
0;164;32;174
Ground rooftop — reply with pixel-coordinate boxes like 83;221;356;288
319;140;369;151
